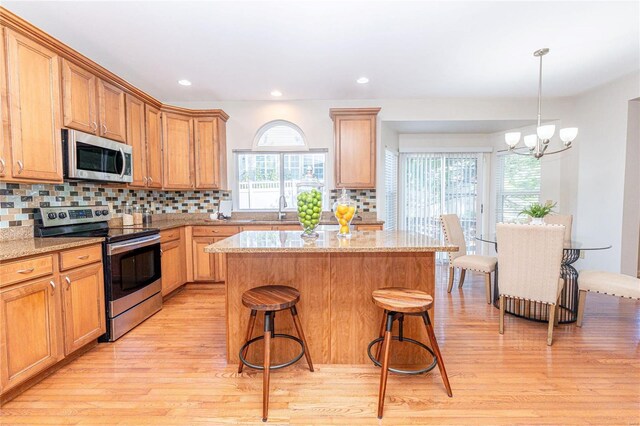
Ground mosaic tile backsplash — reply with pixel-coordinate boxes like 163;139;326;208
329;189;377;213
0;182;231;229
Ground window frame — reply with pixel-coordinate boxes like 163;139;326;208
252;120;309;151
234;149;328;211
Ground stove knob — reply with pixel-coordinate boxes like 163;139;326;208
95;210;102;216
58;212;67;219
102;209;109;216
47;212;57;220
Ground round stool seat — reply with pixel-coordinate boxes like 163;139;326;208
372;287;434;313
242;285;300;311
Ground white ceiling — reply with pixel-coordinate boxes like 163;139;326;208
4;1;639;102
384;119;539;134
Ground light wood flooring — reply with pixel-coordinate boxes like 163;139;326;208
1;266;639;425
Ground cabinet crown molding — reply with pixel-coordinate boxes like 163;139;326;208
329;107;381;120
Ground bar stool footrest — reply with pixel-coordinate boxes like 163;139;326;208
367;336;437;375
239;333;305;371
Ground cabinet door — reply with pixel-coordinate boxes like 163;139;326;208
0;26;9;179
61;59;97;134
0;277;63;393
162;112;193;189
331;108;380;189
212;236;228;282
161;239;184;296
192;236;215;281
97;79;126;143
145;104;163;188
126;94;147;188
194;117;219;189
5;29;63;182
60;263;106;355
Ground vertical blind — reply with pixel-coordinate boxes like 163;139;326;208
400;152;481;257
495;154;541;223
384;149;398;230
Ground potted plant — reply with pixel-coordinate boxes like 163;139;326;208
519;201;556;225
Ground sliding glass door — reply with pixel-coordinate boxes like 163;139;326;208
399;152;483;258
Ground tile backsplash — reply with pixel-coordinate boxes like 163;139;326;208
329;189;377;213
0;182;231;229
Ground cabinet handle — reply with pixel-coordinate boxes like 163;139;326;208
143;176;148;184
49;280;56;294
160;248;163;257
16;160;24;174
101;124;107;135
91;121;98;132
0;158;5;173
17;267;34;274
77;255;89;260
148;176;153;185
65;276;71;286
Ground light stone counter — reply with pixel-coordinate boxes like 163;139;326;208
0;237;105;261
204;230;457;254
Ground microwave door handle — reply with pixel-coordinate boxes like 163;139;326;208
118;148;126;178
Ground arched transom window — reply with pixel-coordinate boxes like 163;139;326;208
253;120;308;150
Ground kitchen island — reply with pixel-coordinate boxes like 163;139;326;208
205;230;456;365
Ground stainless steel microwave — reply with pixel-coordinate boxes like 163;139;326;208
63;129;133;183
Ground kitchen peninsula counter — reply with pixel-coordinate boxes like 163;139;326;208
205;230;456;365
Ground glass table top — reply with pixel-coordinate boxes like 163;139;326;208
476;235;612;251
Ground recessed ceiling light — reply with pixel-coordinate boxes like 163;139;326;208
270;90;283;97
357;77;369;84
178;79;192;86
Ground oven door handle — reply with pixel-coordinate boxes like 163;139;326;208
107;234;160;255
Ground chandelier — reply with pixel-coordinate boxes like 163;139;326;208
504;48;578;159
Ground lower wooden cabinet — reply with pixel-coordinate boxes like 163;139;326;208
60;263;106;355
0;277;63;393
192;236;215;282
161;238;185;296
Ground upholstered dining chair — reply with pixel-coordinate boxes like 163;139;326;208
496;223;565;345
576;271;640;327
542;214;573;245
440;214;497;304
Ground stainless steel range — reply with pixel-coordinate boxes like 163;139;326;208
35;205;162;341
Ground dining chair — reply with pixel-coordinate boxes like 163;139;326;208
542;214;573;245
496;223;565;345
576;271;640;327
440;214;497;304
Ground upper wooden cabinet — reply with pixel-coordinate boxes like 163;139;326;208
330;107;380;189
162;112;194;189
0;27;8;179
145;105;163;188
5;28;63;182
97;79;126;142
61;58;126;143
194;116;227;189
126;94;147;188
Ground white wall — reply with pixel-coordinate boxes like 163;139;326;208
573;72;640;273
620;98;640;276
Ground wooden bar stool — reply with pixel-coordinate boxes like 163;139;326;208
368;287;452;419
238;285;314;422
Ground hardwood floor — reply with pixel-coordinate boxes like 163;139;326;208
1;266;639;425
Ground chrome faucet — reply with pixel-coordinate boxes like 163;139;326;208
278;195;287;220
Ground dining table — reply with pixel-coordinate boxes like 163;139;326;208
476;235;611;324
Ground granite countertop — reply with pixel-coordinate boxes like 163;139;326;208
0;237;105;262
150;217;385;231
204;230;458;254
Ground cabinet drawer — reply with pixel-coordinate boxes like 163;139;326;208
160;228;181;243
192;226;240;237
0;254;55;288
242;225;273;231
59;244;102;271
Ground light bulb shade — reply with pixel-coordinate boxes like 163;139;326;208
536;124;556;140
559;127;578;143
505;132;521;147
524;134;538;149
